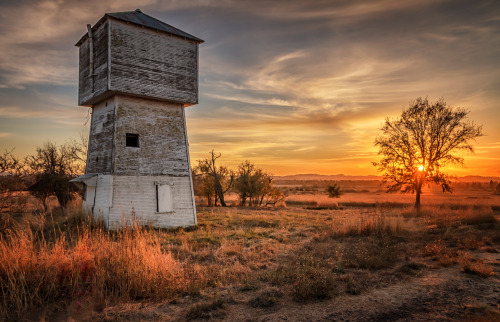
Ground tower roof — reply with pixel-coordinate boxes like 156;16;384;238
76;9;204;46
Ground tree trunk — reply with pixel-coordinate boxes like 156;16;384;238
42;197;49;213
212;172;227;207
415;183;422;214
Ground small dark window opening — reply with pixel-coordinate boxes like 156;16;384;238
126;133;139;147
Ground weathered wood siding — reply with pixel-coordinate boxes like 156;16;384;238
83;94;197;228
86;97;115;174
113;95;190;177
78;21;109;106
109;20;199;105
93;174;114;223
108;175;196;228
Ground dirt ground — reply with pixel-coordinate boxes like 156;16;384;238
228;261;500;321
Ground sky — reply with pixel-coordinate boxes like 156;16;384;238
0;0;499;176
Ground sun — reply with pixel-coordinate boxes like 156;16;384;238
418;165;424;171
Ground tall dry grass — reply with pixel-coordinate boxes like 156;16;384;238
333;213;406;237
2;206;301;319
0;213;221;320
401;205;498;228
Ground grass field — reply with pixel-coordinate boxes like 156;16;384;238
0;181;499;321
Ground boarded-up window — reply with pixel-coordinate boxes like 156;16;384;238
156;184;173;213
94;121;103;134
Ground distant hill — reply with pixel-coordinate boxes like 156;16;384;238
274;174;381;181
274;174;500;182
456;175;500;183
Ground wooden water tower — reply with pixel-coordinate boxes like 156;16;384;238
71;9;203;228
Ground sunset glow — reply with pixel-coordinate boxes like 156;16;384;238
418;165;424;172
0;1;499;177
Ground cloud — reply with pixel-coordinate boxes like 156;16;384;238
0;106;44;118
0;0;164;88
0;0;499;175
0;83;89;126
0;104;89;126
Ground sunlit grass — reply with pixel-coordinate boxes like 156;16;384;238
0;198;498;320
0;218;201;319
0;207;321;319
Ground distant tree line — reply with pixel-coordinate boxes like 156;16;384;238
193;150;285;207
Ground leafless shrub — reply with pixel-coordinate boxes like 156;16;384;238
421;240;457;267
458;253;495;277
186;298;227;320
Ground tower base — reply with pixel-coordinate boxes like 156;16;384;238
72;174;197;229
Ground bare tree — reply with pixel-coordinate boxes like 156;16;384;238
0;149;26;230
25;139;86;177
234;161;283;207
0;149;22;175
64;133;88;175
192;170;216;206
373;97;483;212
195;150;234;207
25;140;87;212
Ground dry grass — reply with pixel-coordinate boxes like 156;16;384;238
334;214;405;237
268;247;338;301
0;192;498;320
419;206;497;228
281;182;500;207
0;206;328;319
285;199;318;207
0;219;202;319
266;233;406;302
266;212;407;302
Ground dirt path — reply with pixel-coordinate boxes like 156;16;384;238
97;251;499;321
224;260;499;321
